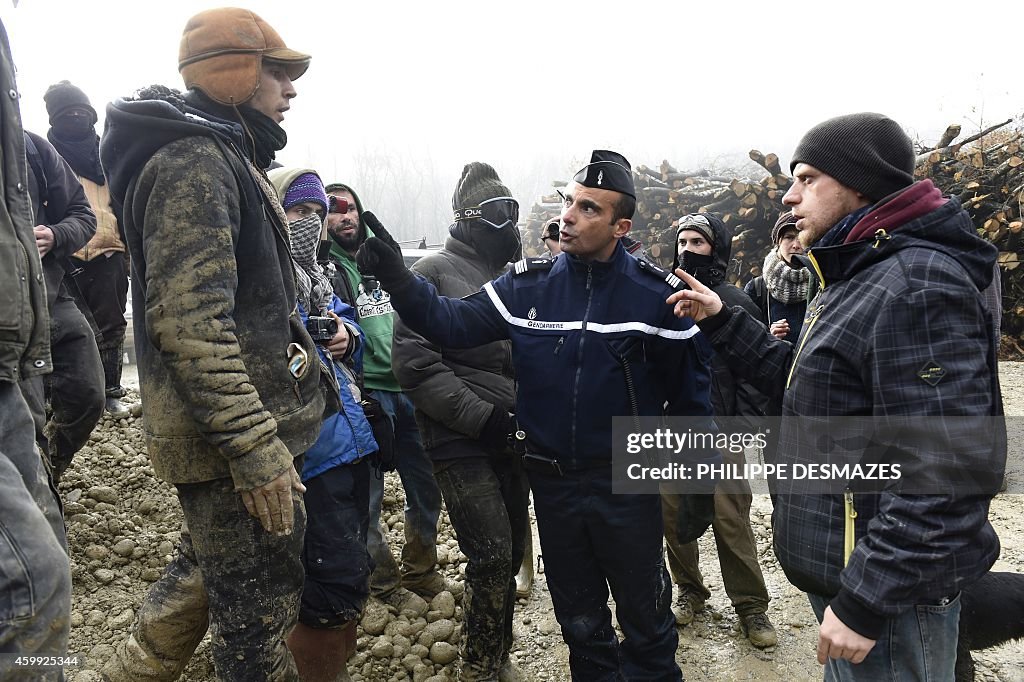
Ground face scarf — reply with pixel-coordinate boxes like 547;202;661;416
761;247;810;304
47;123;105;185
288;214;334;313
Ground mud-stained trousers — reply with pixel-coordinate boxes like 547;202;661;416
101;474;305;681
0;382;71;682
433;450;530;679
20;296;104;482
529;464;681;682
366;389;443;597
661;448;770;617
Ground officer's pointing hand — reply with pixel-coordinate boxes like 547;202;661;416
355;211;412;290
666;269;723;322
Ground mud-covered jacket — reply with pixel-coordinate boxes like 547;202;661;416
673;215;768;426
23;131;96;311
100;89;325;489
392;236;514;456
0;22;50;382
698;186;1004;639
389;240;717;466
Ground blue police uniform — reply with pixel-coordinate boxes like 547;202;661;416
390;239;716;680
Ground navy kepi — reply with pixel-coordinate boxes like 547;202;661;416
572;150;635;199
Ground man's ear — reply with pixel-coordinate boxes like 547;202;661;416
613;218;632;239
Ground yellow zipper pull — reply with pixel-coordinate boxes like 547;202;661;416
843;488;858;566
872;229;890;249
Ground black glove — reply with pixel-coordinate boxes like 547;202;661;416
355;211;413;291
674;492;715;544
479;405;514;454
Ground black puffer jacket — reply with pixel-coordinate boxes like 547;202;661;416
0;22;50;383
100;87;324;489
392;237;514;456
700;188;1004;639
674;215;767;425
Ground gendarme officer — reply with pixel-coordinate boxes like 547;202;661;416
357;150;718;680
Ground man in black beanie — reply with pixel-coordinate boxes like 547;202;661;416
357;149;719;681
44;80;133;418
667;113;1004;681
392;162;526;680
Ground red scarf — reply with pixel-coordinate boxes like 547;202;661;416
844;179;947;244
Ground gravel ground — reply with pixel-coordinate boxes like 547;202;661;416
62;363;1024;681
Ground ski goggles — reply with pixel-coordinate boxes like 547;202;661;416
328;195;351;214
453;196;520;230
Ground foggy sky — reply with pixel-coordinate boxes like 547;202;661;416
2;0;1019;244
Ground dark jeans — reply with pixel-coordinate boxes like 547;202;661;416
529;465;681;682
808;593;960;681
434;451;530;678
0;382;71;682
68;252;128;348
102;475;306;681
69;253;129;398
300;458;371;628
366;389;442;596
21;296;104;481
661;449;770;616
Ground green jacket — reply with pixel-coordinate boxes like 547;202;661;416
326;184;400;392
0;20;50;383
101;90;325;489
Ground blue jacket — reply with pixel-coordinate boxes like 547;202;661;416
299;296;378;481
390;240;717;466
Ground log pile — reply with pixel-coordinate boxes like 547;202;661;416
519;118;1024;354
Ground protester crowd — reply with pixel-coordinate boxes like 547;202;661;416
0;6;1008;682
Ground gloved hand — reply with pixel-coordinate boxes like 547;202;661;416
479;405;514;454
674;492;715;544
355;211;414;290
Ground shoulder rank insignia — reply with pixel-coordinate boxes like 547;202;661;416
636;257;686;291
513;258;555;276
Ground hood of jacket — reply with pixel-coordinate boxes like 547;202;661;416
673;213;732;286
804;186;995;293
100;86;247;213
326;182;368;262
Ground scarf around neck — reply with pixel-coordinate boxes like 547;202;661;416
762;247;810;304
289;214;334;313
47;130;105;185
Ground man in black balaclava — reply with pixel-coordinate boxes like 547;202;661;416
664;213;777;648
391;162;526;680
45;80;133;418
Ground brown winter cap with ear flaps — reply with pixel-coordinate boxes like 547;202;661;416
178;7;311;106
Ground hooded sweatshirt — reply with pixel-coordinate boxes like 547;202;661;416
325;184;401;392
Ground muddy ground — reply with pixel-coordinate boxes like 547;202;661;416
62;363;1024;681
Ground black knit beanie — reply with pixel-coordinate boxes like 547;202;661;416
44;81;97;126
790;113;915;202
452;162;512;210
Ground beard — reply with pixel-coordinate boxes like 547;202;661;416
328;220;362;252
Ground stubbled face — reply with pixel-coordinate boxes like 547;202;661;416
559;183;630;262
326;189;360;252
783;163;870;248
285;201;323;223
676;229;712;258
248;62;297;123
777;228;804;264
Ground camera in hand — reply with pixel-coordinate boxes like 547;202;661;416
305;316;338;342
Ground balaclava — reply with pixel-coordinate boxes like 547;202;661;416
450;162;521;267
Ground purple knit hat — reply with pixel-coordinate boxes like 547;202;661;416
283;173;328;214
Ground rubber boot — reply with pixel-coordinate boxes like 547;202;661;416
515;529;534;599
287;621;354;682
100;342;131;418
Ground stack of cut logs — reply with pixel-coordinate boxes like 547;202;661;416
519;118;1024;353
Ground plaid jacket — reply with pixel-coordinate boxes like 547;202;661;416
701;194;1004;639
